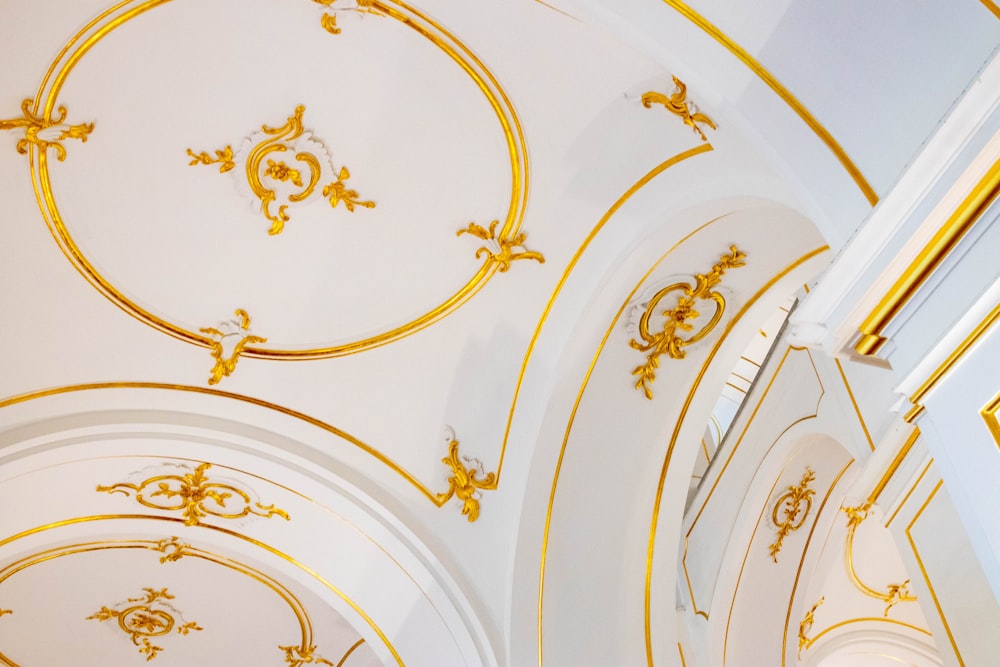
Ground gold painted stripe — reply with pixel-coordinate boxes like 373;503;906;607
505;144;714;483
677;642;687;667
538;213;729;666
804;617;931;653
834;359;875;451
982;0;1000;20
778;460;855;667
905;299;1000;419
906;481;965;665
0;383;442;505
980;390;1000;446
337;638;367;667
856;157;1000;356
867;428;920;506
661;0;878;206
885;459;933;527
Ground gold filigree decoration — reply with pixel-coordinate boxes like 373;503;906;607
154;537;189;563
199;309;267;385
87;587;202;661
769;467;816;562
97;462;290;526
798;596;824;658
641;76;718;142
1;98;93;160
281;644;334;666
186;146;234;172
457;220;545;273
311;0;386;34
187;105;374;235
435;429;497;522
628;246;746;399
843;502;918;615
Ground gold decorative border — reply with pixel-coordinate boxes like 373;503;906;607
841;503;917;615
980;390;1000;447
659;0;878;206
983;0;1000;20
21;0;529;360
855;158;1000;356
0;536;350;667
906;480;965;666
800;617;931;656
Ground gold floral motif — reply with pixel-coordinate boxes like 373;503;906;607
97;462;290;526
435;432;497;522
154;537;188;563
641;76;717;142
798;596;824;657
629;246;746;399
1;98;93;160
843;502;918;615
311;0;386;34
457;220;545;273
187;105;374;235
186;146;234;172
280;644;334;666
769;468;816;562
200;309;267;385
87;587;202;662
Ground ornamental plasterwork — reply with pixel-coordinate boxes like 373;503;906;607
0;99;93;160
97;462;290;527
87;587;202;661
842;502;918;615
187;105;375;235
769;467;816;562
199;309;267;385
641;76;718;142
311;0;387;35
457;220;545;272
435;426;496;522
627;246;746;399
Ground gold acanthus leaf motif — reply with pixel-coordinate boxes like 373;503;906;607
1;98;93;161
842;502;918;615
641;76;718;142
87;587;202;662
457;220;545;273
435;433;497;522
97;462;290;527
281;644;334;666
798;596;824;658
769;467;816;562
199;309;267;385
312;0;386;34
154;537;188;563
629;245;746;399
187;105;374;235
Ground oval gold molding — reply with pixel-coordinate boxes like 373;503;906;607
22;0;528;360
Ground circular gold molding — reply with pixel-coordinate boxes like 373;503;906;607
28;0;528;359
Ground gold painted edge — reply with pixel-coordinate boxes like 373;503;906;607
980;390;1000;447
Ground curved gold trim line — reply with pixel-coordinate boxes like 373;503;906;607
661;0;878;206
803;617;931;653
28;0;528;360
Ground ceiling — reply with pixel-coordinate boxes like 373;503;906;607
1;0;997;665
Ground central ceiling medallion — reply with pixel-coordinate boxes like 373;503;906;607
187;105;375;236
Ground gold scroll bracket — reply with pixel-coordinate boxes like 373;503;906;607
435;426;496;522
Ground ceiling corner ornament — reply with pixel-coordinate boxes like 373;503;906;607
641;76;717;142
96;462;290;526
628;245;746;399
187;105;375;235
200;309;267;385
0;98;93;161
311;0;387;34
281;644;334;666
435;427;497;522
86;587;202;662
769;467;816;562
457;220;545;272
843;502;918;615
798;596;824;658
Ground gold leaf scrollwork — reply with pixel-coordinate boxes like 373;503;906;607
280;644;334;666
97;462;290;526
798;596;824;658
641;76;718;142
435;429;497;522
457;220;545;273
187;105;374;235
200;309;267;385
769;467;816;562
843;502;918;615
87;587;202;662
628;245;746;399
154;537;189;563
311;0;387;35
1;98;93;160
